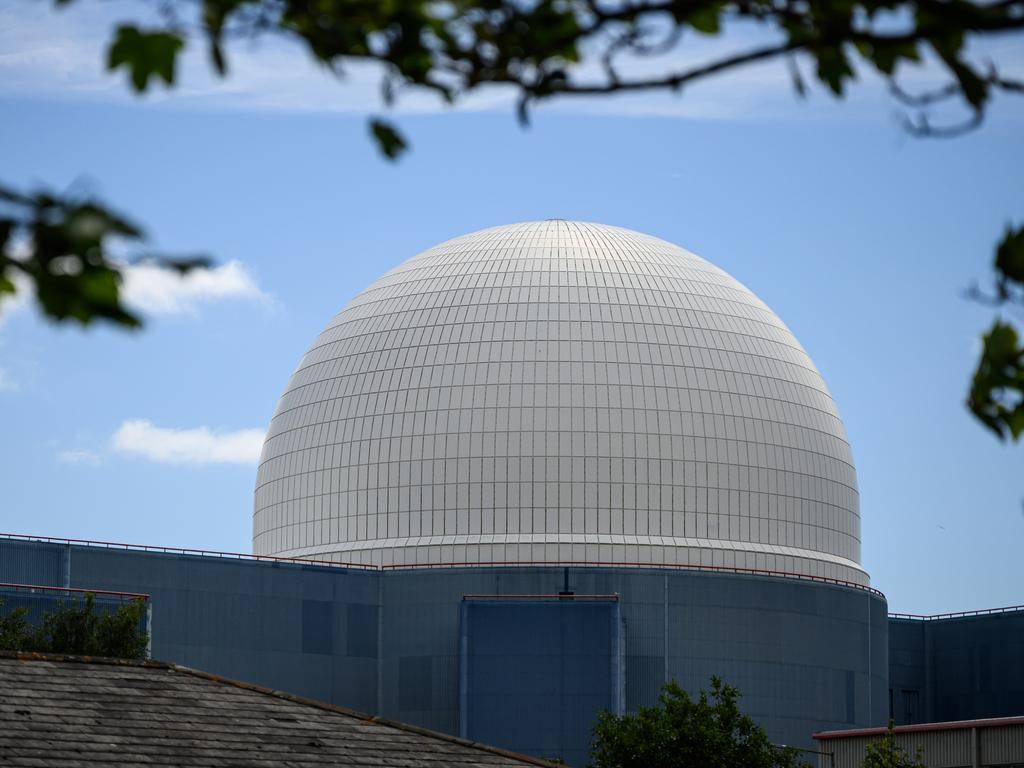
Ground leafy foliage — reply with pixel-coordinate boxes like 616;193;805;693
862;721;925;768
966;223;1024;441
589;677;806;768
969;320;1024;440
65;0;1024;154
0;184;207;328
0;593;149;660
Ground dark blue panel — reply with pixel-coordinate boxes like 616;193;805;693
461;600;621;767
346;603;378;658
399;656;433;710
302;600;333;654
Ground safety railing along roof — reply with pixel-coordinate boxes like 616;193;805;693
463;593;620;601
0;532;885;598
889;604;1024;621
0;582;149;601
0;532;379;571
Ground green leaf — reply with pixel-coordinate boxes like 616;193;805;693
108;25;184;92
688;4;722;35
870;41;920;76
995;224;1024;285
968;320;1024;441
369;118;408;161
814;46;856;95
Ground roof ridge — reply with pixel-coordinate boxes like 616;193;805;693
0;650;169;668
0;651;562;768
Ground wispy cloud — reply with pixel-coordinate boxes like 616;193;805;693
121;260;268;315
112;419;264;465
57;448;102;465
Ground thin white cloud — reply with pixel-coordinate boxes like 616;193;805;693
112;419;264;465
121;260;268;315
57;448;102;465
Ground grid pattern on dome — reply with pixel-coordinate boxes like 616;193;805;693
254;221;864;584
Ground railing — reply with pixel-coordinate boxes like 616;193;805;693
384;559;886;598
889;604;1024;621
463;593;620;601
0;532;885;598
0;532;378;571
0;582;149;601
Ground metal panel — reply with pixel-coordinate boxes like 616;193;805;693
460;599;621;767
889;610;1024;725
0;539;67;586
981;723;1024;765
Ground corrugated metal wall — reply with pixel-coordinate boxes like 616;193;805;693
0;539;67;586
819;723;1024;768
5;539;889;764
890;611;1024;725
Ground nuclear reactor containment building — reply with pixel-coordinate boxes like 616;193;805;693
255;220;864;582
248;220;886;757
2;222;893;766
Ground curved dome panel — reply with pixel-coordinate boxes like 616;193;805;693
254;221;865;584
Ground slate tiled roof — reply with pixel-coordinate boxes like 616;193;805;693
0;653;554;767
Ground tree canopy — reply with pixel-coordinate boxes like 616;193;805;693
1;0;1022;439
588;677;806;768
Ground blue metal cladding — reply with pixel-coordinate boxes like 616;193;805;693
0;539;68;586
3;538;892;764
460;599;622;766
889;610;1024;725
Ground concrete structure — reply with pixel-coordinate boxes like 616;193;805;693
255;220;864;584
0;535;886;766
814;717;1024;768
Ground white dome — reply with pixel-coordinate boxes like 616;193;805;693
254;221;865;584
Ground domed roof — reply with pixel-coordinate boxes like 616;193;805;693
254;221;865;584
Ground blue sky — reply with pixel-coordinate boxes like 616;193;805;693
1;0;1022;613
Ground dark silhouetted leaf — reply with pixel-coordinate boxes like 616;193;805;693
968;320;1024;441
108;25;184;92
688;4;723;34
995;224;1024;285
369;119;408;160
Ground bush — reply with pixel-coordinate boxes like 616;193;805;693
0;593;148;659
589;677;806;768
